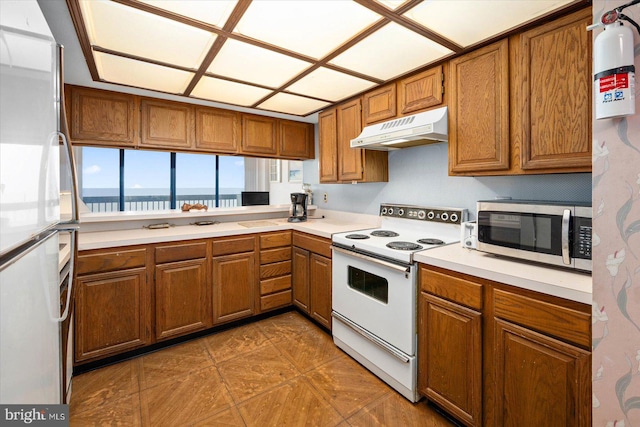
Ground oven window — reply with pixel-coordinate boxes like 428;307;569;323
347;266;388;304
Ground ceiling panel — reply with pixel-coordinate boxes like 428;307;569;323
94;52;194;94
233;1;381;60
329;22;453;81
403;0;576;47
137;0;238;28
287;67;378;102
258;93;331;116
191;75;272;106
208;39;313;88
80;0;215;68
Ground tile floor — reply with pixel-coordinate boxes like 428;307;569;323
69;311;456;426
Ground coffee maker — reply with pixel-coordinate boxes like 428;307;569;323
288;192;308;222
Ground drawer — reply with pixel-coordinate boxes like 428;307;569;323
260;275;291;295
260;247;291;265
420;267;483;310
260;290;292;311
260;260;291;279
211;235;255;256
292;232;331;258
77;248;147;275
260;231;292;249
493;288;591;349
155;241;207;264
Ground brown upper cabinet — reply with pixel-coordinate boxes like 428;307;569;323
397;65;445;116
279;120;314;159
194;107;240;154
449;39;510;174
318;108;338;183
240;114;278;156
65;85;314;160
319;98;388;183
515;8;592;172
448;8;592;176
361;65;445;126
139;99;195;150
67;86;138;147
362;84;397;125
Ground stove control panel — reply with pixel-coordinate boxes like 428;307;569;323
379;204;468;225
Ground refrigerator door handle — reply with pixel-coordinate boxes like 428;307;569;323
58;130;79;224
51;228;76;322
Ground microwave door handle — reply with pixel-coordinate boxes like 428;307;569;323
561;209;571;265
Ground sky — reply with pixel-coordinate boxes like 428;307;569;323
81;147;245;192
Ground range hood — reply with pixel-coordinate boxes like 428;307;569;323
350;107;448;150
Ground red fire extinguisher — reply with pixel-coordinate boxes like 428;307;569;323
589;0;639;119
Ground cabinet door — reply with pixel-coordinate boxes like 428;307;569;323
363;84;396;125
494;319;591;427
75;268;150;363
318;109;338;183
309;253;332;330
212;252;256;324
292;246;310;311
69;86;137;147
397;66;444;115
140;99;194;150
155;259;211;341
241;114;277;155
337;99;363;181
518;9;591;172
279;120;314;159
449;39;510;174
419;292;482;427
194;107;240;153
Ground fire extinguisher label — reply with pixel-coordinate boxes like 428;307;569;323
599;73;630;92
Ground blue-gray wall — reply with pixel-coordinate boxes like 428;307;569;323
304;133;592;220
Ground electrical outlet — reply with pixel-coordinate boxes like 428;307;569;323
323;193;328;203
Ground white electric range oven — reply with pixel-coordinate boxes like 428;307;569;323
331;204;467;402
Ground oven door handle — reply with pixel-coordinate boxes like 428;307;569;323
331;246;411;275
332;311;411;363
561;209;571;265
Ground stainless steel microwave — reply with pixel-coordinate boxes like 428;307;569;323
476;200;592;272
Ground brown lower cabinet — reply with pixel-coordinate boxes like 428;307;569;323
73;231;335;366
418;265;591;427
154;241;211;341
292;232;332;330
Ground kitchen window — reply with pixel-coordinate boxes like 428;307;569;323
78;147;247;212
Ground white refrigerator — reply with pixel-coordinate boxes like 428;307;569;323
0;0;78;404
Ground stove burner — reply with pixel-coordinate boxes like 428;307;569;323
417;238;445;245
345;234;370;240
371;230;399;237
386;241;424;251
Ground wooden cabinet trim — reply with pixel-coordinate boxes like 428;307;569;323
260;290;292;311
397;66;444;115
78;248;147;275
211;235;256;256
155;241;207;264
363;84;397;125
292;232;332;258
493;288;591;349
139;98;195;150
194;107;240;153
420;267;483;310
260;231;292;249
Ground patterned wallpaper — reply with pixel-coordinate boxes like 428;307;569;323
592;1;640;425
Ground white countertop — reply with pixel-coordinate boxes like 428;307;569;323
414;244;592;305
78;215;376;251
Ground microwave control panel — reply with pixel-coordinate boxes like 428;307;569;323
573;216;592;260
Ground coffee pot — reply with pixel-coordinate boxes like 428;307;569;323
288;192;308;223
